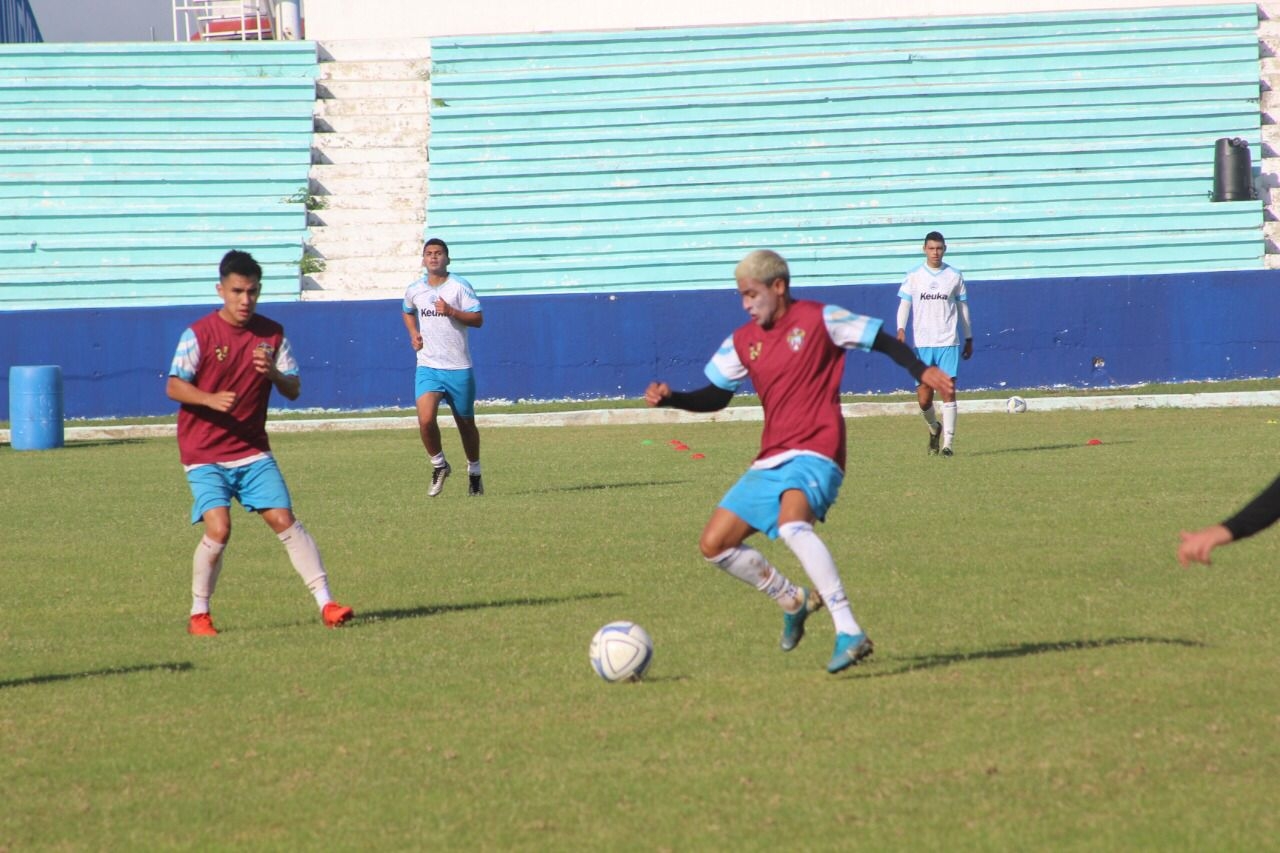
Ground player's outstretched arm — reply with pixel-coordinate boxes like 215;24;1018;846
645;381;733;413
1176;473;1280;566
871;329;955;396
1220;473;1280;541
919;366;953;395
1177;525;1233;567
644;381;671;407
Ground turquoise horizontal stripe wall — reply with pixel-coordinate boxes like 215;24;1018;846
0;41;316;310
428;4;1263;295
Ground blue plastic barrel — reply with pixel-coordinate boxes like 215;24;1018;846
9;365;64;450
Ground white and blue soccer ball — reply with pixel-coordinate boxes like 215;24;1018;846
589;621;653;683
1006;395;1028;414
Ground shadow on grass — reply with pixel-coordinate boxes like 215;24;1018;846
507;479;693;496
966;439;1137;456
0;661;193;690
64;439;153;449
1;439;153;451
630;674;690;684
859;636;1204;678
354;591;622;625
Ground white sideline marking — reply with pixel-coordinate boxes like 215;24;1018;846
2;391;1278;445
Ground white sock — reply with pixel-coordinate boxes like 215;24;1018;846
277;521;332;607
431;452;447;468
467;460;481;475
778;522;861;636
707;546;803;612
191;535;225;616
942;401;958;448
921;404;940;433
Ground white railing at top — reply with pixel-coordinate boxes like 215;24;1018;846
172;0;303;42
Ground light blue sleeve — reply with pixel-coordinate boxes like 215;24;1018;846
897;267;916;302
704;334;745;391
276;337;300;377
169;328;198;381
403;280;420;314
454;274;482;313
823;305;882;352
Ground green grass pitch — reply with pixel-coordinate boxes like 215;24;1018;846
1;405;1278;849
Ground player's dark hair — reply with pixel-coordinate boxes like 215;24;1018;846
424;237;449;257
924;231;946;245
219;249;262;281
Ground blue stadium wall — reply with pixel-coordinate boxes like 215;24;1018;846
1;269;1277;419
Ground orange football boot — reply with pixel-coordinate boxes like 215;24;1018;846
322;602;354;628
187;613;218;636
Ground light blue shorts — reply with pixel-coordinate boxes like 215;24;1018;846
916;345;960;379
415;366;477;419
718;455;844;539
186;456;292;524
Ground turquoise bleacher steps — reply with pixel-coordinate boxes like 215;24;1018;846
0;41;316;310
421;4;1268;298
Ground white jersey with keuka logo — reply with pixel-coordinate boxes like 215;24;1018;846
897;263;967;347
403;273;482;369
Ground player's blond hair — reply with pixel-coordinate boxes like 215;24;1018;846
735;249;790;285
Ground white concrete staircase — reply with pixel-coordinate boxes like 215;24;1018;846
303;38;431;300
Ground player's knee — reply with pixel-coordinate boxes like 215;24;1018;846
203;520;231;544
261;508;297;534
699;529;733;560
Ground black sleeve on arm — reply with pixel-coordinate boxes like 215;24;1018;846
871;329;928;383
1222;472;1280;541
660;384;735;413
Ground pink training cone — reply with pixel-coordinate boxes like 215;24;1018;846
1087;438;1102;446
691;453;706;460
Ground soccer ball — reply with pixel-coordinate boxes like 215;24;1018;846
1006;395;1028;414
589;621;653;683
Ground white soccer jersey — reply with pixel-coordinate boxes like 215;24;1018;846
403;273;482;370
898;263;968;347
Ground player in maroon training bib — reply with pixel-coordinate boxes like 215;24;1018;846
166;250;354;636
646;250;953;673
